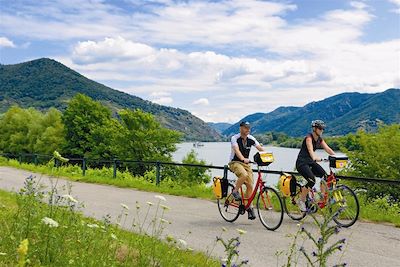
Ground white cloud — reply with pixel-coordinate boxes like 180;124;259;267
350;1;368;10
388;0;400;13
72;37;155;64
0;36;15;47
193;98;209;106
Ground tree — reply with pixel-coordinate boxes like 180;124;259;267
114;109;182;161
178;150;211;184
62;94;114;158
0;106;65;155
342;124;400;200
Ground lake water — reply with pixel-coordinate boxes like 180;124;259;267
172;142;334;186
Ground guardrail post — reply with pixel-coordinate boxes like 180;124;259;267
156;161;161;186
82;158;86;176
223;165;228;179
34;154;38;165
113;158;117;178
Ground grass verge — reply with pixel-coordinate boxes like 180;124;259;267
0;157;214;199
0;184;220;266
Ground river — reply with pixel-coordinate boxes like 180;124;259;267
172;142;338;186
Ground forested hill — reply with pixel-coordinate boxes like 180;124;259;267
0;58;222;141
223;89;400;137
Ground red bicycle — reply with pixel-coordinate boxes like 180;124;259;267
217;152;284;231
282;156;359;228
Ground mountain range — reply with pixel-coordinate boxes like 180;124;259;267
222;89;400;137
0;58;222;141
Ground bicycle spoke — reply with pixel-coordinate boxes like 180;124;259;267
332;185;359;228
217;184;241;222
257;187;284;231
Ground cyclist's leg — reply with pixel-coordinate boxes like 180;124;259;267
243;164;254;202
229;162;249;198
296;164;316;201
310;162;327;195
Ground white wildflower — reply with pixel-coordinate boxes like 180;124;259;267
62;194;78;203
236;229;247;235
178;239;187;248
87;223;99;228
42;217;59;228
160;205;170;210
155;195;166;202
160;218;169;224
120;203;129;210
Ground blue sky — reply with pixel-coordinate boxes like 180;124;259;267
1;0;399;123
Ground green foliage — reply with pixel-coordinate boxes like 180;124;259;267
114;109;182;162
0;106;65;155
0;180;218;266
342;124;400;200
61;94;182;171
62;93;115;158
279;201;347;267
356;193;400;227
170;150;211;185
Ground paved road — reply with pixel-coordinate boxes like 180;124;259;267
0;166;399;266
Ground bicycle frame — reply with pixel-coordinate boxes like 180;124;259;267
308;168;344;209
238;166;269;210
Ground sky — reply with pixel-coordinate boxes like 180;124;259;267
0;0;399;123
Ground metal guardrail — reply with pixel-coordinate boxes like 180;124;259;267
1;152;399;186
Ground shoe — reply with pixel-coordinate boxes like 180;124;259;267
296;199;307;212
247;207;256;220
231;190;241;201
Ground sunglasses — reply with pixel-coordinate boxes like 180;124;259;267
317;127;325;130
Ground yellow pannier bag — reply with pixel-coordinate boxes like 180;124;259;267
279;173;296;197
213;176;228;199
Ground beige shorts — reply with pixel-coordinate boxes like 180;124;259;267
228;161;253;184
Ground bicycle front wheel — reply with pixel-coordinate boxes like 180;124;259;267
256;187;284;231
217;183;241;222
332;185;359;228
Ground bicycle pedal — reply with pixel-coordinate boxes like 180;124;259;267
239;204;246;215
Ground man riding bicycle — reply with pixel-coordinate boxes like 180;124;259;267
229;121;264;220
295;120;335;212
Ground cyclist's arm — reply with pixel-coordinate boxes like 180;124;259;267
321;140;335;155
255;144;264;151
306;136;320;161
232;145;248;162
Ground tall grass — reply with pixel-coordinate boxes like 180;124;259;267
0;176;220;266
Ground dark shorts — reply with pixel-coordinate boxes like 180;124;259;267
296;162;327;188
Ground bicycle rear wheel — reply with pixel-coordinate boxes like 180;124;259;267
217;183;241;222
282;194;306;221
256;187;284;231
332;185;359;228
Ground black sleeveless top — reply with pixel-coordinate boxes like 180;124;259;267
296;133;323;167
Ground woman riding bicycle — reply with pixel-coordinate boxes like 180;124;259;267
295;120;335;212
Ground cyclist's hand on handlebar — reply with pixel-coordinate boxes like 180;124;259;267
314;157;322;162
243;158;250;164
